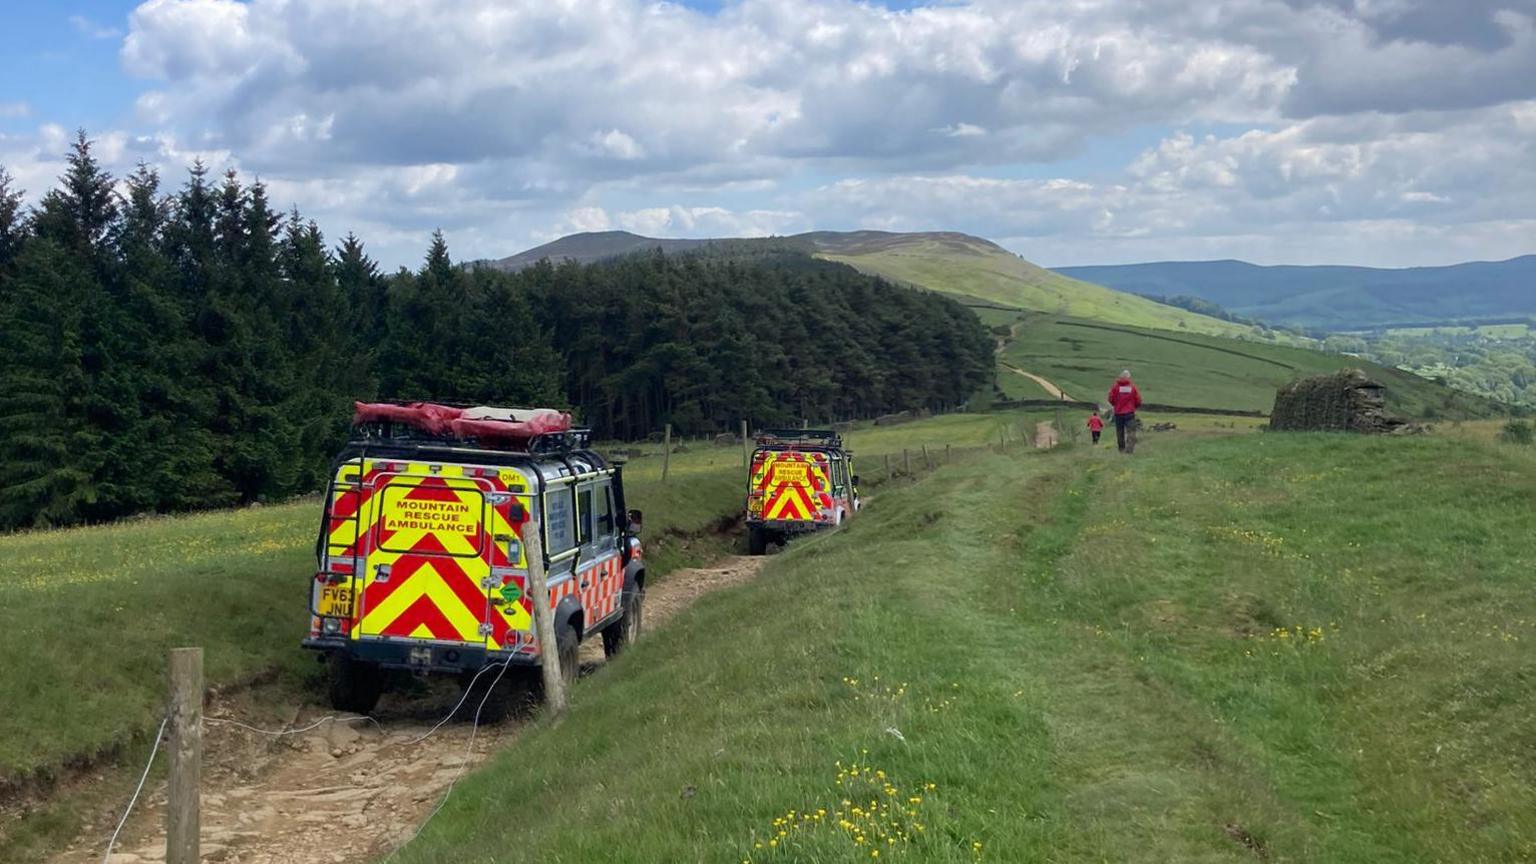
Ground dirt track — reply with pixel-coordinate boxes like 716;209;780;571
1001;362;1072;401
60;556;767;864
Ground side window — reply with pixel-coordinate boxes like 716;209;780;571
577;485;593;546
595;483;615;539
544;488;576;555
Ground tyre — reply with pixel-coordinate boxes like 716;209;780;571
326;653;383;715
534;620;581;701
557;620;579;691
602;582;645;658
748;524;768;556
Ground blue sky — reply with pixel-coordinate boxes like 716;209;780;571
0;2;143;131
2;0;1533;270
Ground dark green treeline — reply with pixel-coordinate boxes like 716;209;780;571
0;134;991;529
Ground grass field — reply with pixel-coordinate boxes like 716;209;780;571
392;428;1536;864
1000;315;1506;417
0;411;1044;862
814;234;1261;339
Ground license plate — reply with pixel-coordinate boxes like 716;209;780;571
317;584;354;617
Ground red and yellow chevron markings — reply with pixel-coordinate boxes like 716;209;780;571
751;450;830;522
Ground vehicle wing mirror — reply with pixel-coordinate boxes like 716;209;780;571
627;509;643;534
852;475;861;486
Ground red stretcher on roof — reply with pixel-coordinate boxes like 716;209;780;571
353;402;572;443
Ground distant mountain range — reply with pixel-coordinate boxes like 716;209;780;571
1055;257;1536;331
492;230;1256;338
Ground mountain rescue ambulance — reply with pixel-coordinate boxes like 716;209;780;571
745;428;859;555
303;403;645;714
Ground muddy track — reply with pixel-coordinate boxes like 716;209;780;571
57;556;767;864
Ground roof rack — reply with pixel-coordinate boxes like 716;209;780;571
756;428;845;449
352;420;593;455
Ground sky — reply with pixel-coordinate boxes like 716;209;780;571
1;0;1534;270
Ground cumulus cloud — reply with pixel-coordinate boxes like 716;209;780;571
0;0;1528;267
800;99;1536;264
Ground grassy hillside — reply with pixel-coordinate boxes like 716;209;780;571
489;229;1275;341
808;233;1259;339
393;430;1536;863
999;314;1504;417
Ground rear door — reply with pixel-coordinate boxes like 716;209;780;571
752;449;830;524
355;466;495;645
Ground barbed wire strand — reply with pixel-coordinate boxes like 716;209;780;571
101;715;168;864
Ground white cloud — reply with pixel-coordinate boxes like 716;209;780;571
0;102;31;119
0;0;1529;268
799;100;1536;266
69;14;123;40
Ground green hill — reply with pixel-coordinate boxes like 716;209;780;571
997;314;1504;418
493;229;1271;340
805;232;1261;338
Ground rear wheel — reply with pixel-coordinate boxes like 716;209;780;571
535;620;581;702
602;583;645;658
326;653;383;715
558;621;579;690
748;525;768;555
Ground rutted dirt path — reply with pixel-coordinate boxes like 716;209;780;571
57;556;767;864
1033;421;1061;449
1000;362;1072;401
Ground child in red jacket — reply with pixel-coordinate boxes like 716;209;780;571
1087;413;1104;445
1107;370;1142;453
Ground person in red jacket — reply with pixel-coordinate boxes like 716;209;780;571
1107;370;1142;453
1086;412;1104;445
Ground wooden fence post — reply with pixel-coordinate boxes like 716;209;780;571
523;515;568;719
945;444;951;463
661;424;672;482
884;453;892;480
903;449;911;476
922;444;932;471
167;647;202;864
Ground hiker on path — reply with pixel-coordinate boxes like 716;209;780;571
1086;412;1104;445
1107;370;1142;453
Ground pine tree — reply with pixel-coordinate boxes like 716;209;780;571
0;240;100;527
31;131;118;266
0;166;25;273
114;163;228;512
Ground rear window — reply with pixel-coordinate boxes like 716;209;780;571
376;483;484;558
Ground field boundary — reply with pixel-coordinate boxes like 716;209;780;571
1056;320;1297;370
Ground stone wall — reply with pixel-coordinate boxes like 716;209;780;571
1270;368;1411;433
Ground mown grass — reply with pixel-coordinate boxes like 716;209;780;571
1003;315;1505;418
394;429;1536;863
